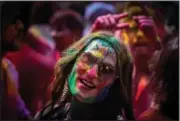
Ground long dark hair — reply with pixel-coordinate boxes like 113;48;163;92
151;35;179;120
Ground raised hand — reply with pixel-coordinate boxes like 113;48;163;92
133;15;161;46
90;13;130;32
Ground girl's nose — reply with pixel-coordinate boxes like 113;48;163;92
87;64;98;79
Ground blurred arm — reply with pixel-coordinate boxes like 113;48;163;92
2;58;32;119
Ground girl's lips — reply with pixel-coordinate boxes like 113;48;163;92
78;77;96;89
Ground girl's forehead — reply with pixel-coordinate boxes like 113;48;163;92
84;39;115;53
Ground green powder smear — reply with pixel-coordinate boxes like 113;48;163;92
68;65;78;95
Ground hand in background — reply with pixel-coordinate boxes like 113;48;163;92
133;16;161;47
90;13;130;33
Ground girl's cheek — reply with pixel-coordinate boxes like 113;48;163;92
76;62;87;75
97;78;114;89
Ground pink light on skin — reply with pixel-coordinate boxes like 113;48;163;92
86;65;98;79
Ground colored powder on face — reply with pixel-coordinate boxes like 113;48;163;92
68;65;78;96
68;39;116;103
85;39;114;55
90;51;104;59
68;65;97;102
68;63;97;102
84;39;115;65
95;85;110;102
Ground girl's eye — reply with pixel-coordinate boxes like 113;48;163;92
80;53;98;64
99;64;114;74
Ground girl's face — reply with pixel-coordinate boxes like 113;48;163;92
68;39;117;103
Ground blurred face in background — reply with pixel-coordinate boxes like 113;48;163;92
118;26;155;62
50;11;83;52
116;3;164;64
116;14;157;63
51;25;76;51
131;42;155;63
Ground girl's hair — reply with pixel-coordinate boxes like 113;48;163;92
150;36;178;119
51;31;134;119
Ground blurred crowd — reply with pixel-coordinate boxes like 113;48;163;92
0;1;179;120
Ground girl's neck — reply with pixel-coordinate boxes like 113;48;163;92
70;98;116;120
70;98;94;120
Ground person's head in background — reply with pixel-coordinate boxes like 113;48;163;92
29;1;59;25
49;10;84;52
83;2;116;35
1;2;33;56
116;2;164;72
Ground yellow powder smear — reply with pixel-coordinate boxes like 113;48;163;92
91;51;103;58
29;26;41;37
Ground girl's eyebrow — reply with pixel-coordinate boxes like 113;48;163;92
84;50;115;69
80;52;99;64
83;52;99;60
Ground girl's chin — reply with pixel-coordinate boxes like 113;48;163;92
73;80;98;103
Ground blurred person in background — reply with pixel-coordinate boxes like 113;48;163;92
3;4;84;117
112;2;166;118
1;2;34;119
2;1;59;118
83;2;116;35
138;30;178;120
49;9;84;54
138;2;179;120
